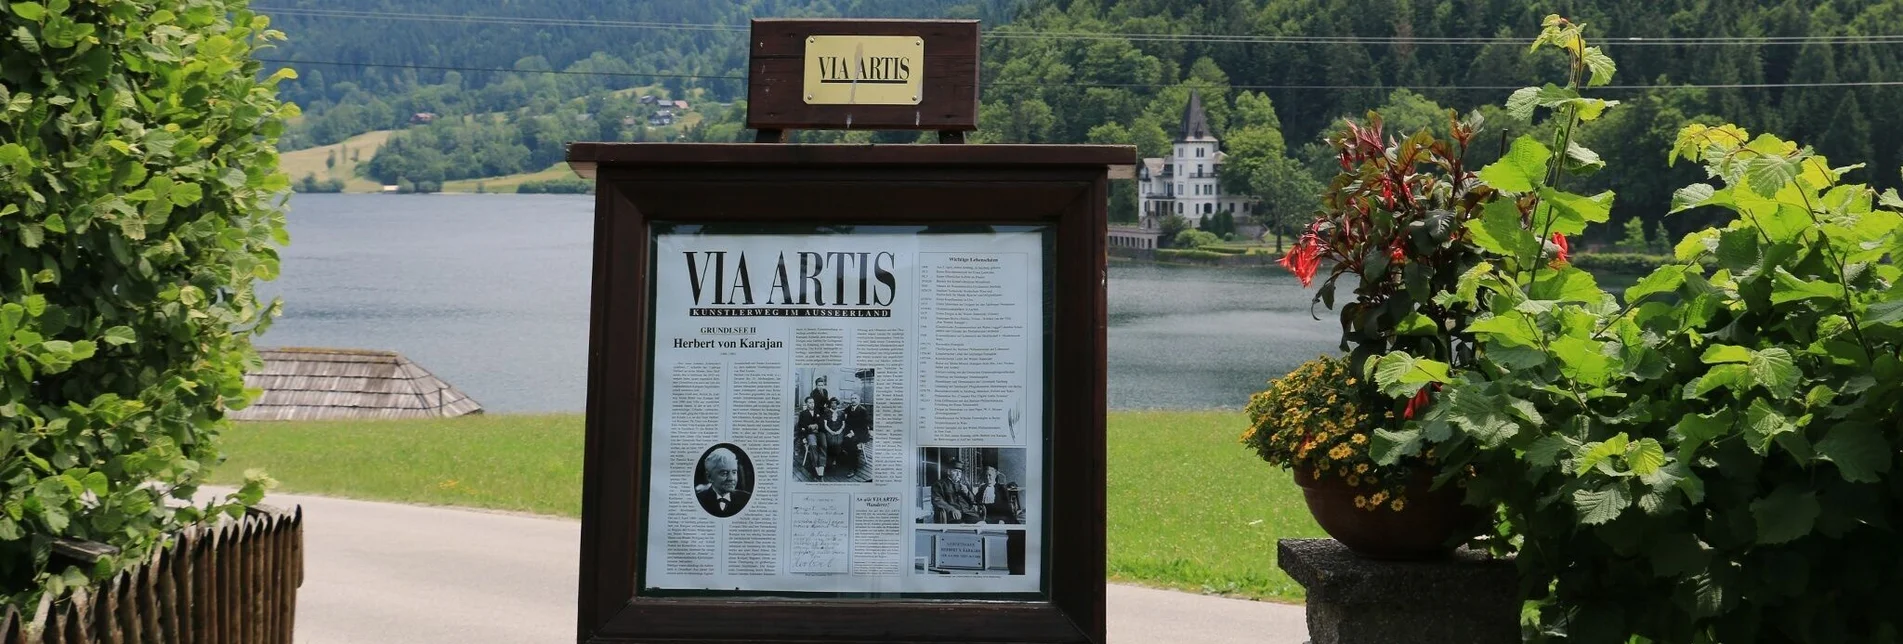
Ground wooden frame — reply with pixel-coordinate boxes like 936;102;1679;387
567;143;1132;644
746;19;979;138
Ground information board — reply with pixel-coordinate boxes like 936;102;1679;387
643;228;1048;596
565;143;1128;644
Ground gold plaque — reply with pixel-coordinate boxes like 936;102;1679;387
802;35;925;105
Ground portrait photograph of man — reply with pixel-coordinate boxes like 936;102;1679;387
693;444;754;518
792;367;876;483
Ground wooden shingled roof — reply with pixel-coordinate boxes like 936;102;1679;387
233;347;483;421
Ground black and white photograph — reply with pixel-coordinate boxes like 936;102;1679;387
692;443;755;518
913;528;1026;576
914;447;1027;525
791;367;876;483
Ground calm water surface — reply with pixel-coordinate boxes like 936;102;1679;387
264;194;1336;412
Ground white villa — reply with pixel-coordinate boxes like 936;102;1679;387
1108;90;1260;250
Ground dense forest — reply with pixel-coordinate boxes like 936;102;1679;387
263;0;1903;243
262;0;1013;147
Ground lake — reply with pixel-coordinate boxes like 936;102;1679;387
262;194;1337;412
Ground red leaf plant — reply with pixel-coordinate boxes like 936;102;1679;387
1279;111;1498;376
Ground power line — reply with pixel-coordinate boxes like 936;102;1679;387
256;7;748;33
257;58;746;82
253;6;1903;47
261;58;1903;91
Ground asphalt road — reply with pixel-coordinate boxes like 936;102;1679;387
246;491;1308;643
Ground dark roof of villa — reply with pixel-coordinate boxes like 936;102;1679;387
1179;89;1215;142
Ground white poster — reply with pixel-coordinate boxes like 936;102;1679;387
642;230;1045;595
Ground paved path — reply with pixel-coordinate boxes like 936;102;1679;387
250;491;1307;643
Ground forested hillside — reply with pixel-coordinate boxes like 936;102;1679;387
263;0;1903;241
261;0;1013;147
979;0;1903;240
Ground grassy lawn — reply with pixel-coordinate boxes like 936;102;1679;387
440;163;577;194
208;410;1321;601
209;414;586;515
1106;411;1324;600
278;130;392;193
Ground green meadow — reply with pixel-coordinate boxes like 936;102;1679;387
210;410;1324;601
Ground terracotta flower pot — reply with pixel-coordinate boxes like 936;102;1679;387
1294;466;1483;561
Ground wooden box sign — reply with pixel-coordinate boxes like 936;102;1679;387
748;19;978;133
567;142;1132;643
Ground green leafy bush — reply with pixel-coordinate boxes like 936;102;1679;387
293;173;345;193
1;0;288;606
1373;17;1903;643
1568;252;1670;275
1154;248;1228;261
1173;228;1222;249
515;176;593;194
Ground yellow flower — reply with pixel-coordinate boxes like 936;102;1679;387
1337;466;1348;478
1351;434;1368;445
1390;498;1406;512
1355;463;1370;474
1329;444;1353;461
1354;495;1367;509
1347;475;1360;486
1345;378;1357;385
1369;491;1388;507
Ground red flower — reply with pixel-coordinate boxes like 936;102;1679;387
1280;231;1323;287
1403;386;1433;420
1388;238;1406;263
1550;232;1570;265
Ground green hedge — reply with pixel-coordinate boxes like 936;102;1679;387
1569;252;1670;274
1;0;280;607
516;177;593;194
1156;249;1230;261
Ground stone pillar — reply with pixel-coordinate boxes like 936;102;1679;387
1277;539;1520;644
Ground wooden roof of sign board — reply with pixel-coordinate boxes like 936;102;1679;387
566;143;1137;178
232;347;483;421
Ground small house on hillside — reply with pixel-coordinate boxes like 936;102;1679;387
409;112;437;124
639;94;658;105
673;100;689;111
233;347;482;421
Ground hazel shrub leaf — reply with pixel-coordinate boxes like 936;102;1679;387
1468;200;1539;258
1750;485;1820;545
1371;351;1451;397
1575;482;1632;526
1478;135;1552;193
1581;46;1616;87
1627;438;1667;477
1744;156;1801;198
1530;266;1602;303
1744;399;1797;455
1814;424;1891;483
1624;266;1688;305
1537;188;1614;235
1749;348;1800;399
1576;433;1632;476
1670;410;1737;454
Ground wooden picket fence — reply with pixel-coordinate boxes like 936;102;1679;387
0;506;304;644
